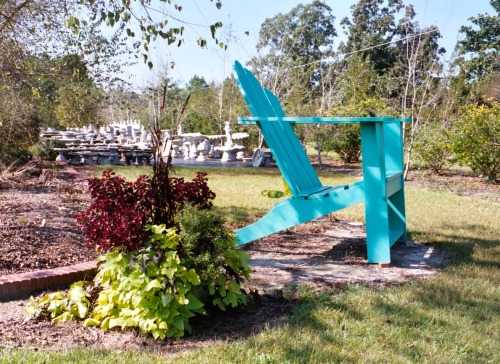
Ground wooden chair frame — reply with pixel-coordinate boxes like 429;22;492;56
233;61;410;264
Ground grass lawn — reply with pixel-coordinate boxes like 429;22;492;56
2;165;498;363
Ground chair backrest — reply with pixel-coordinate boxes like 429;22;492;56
233;61;323;197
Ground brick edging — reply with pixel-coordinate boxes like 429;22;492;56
0;261;97;300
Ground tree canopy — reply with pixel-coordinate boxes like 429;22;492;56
456;0;500;81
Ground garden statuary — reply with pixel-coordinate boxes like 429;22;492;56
215;121;246;162
196;138;212;161
53;148;68;162
181;133;205;160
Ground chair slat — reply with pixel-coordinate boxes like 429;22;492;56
233;61;323;197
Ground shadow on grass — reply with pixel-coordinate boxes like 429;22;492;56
247;223;500;362
410;226;499;269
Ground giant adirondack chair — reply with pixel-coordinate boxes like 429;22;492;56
233;61;410;264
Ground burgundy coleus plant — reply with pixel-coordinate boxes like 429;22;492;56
76;170;156;252
77;169;216;253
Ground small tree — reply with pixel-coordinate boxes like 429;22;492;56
453;102;500;182
413;122;453;174
327;98;394;163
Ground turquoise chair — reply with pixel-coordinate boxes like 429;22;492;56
233;61;409;264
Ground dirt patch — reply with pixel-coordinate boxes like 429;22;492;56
0;162;96;275
242;219;450;293
405;169;499;203
0;292;292;354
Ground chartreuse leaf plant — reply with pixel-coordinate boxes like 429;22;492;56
83;225;205;340
28;168;251;340
27;281;93;323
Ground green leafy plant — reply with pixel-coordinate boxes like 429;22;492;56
260;177;291;199
33;146;249;339
27;281;94;323
176;205;251;310
413;123;453;174
452;102;500;182
29;220;251;339
84;233;205;340
326;98;394;163
29;138;67;160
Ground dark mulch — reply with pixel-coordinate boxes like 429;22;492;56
0;162;96;276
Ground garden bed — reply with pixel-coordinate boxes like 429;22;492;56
0;162;96;276
0;161;497;352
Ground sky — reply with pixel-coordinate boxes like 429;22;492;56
122;0;495;90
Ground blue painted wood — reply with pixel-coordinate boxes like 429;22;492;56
236;182;365;245
239;116;411;124
233;61;324;197
232;61;409;264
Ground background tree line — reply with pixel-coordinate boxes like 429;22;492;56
0;0;498;181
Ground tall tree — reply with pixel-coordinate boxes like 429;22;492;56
249;0;337;112
340;0;404;75
456;0;500;81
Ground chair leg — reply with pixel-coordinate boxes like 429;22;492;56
388;187;407;243
364;199;392;264
360;122;391;264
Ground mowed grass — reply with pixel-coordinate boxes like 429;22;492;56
2;165;498;363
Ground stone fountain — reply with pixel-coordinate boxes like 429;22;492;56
180;133;206;160
215;121;246;162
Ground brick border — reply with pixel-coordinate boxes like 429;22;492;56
0;261;97;300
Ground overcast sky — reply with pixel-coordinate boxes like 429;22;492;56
121;0;495;90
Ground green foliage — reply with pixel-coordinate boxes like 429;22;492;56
452;102;500;182
260;178;291;199
176;205;251;310
456;0;500;81
0;52;102;166
29;216;250;339
326;98;393;163
29;138;67;161
249;0;337;107
413;123;453;173
66;0;224;69
340;0;404;74
0;84;39;166
85;235;205;340
55;80;103;128
27;281;93;323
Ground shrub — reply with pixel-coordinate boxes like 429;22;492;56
35;165;248;340
76;169;156;252
176;205;251;310
413;123;453;174
326;98;394;163
27;281;95;323
323;124;361;163
77;170;217;253
28;221;250;339
84;228;205;340
452;102;500;182
29;138;67;160
170;172;216;210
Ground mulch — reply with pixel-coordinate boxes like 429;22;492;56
0;161;96;276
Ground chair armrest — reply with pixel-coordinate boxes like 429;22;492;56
238;116;411;125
